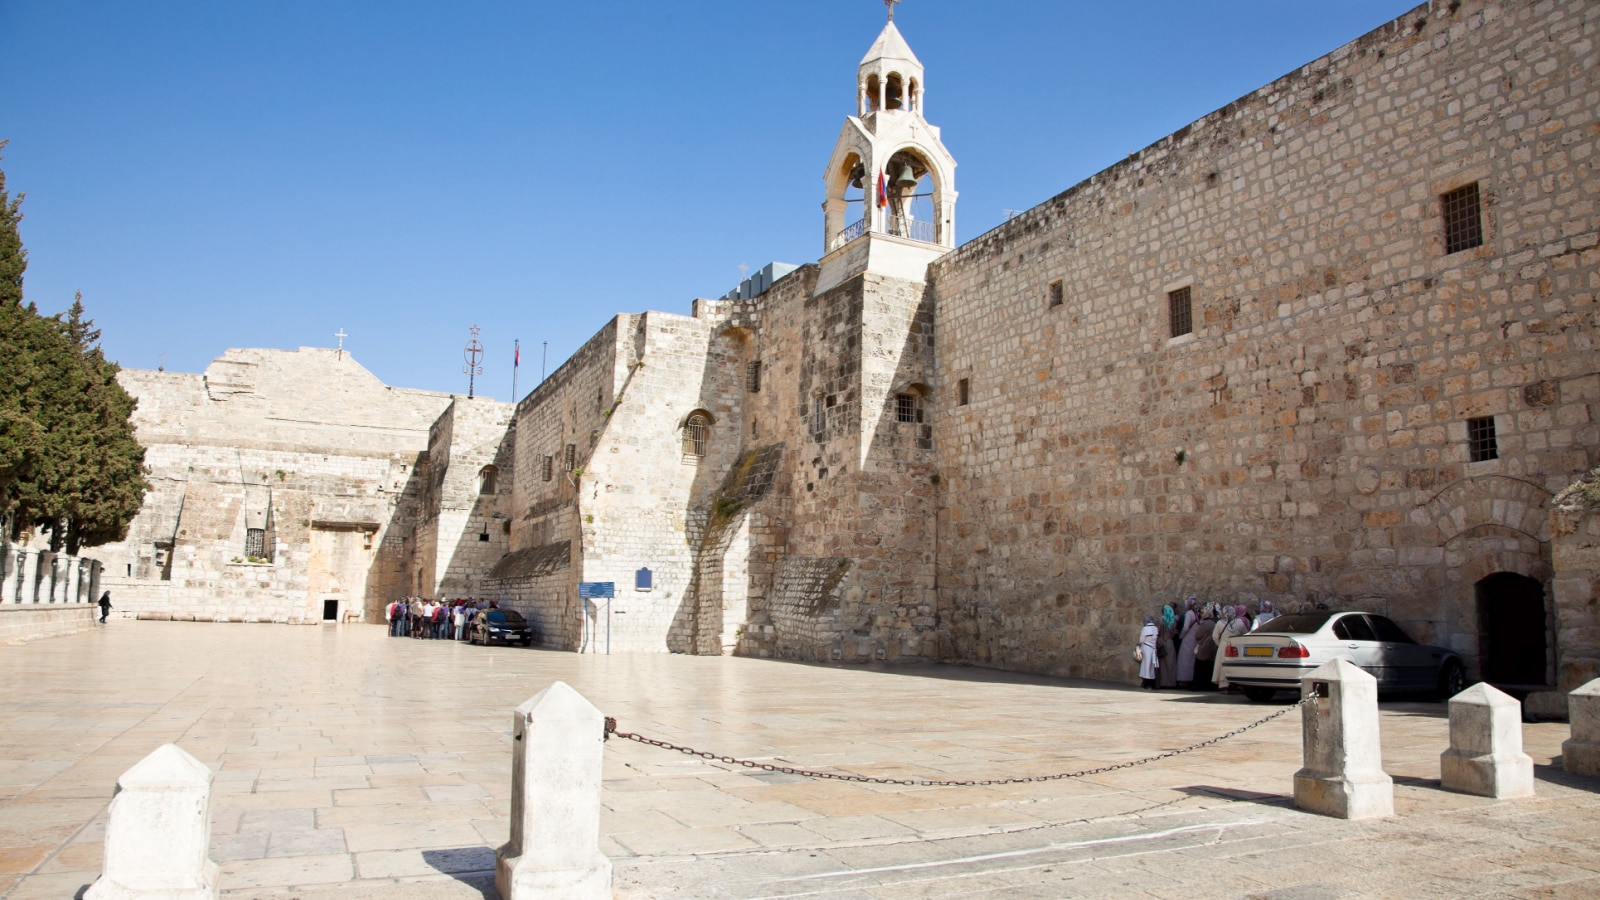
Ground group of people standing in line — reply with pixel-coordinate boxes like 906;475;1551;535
384;597;498;641
1136;597;1280;691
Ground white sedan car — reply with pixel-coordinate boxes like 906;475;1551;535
1218;611;1468;702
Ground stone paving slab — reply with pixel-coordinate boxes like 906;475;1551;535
0;622;1598;898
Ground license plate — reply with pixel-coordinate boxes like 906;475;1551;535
1244;646;1275;657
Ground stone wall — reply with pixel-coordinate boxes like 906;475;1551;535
1553;506;1600;692
99;349;457;623
0;605;98;645
929;0;1598;682
412;397;515;598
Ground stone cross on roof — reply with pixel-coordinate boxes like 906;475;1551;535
884;0;901;22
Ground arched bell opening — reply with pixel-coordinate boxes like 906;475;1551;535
907;77;921;113
1475;571;1552;688
882;149;937;244
885;72;905;110
863;74;881;114
825;151;869;251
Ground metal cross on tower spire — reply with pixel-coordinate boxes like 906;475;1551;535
334;327;348;360
884;0;901;22
462;325;484;399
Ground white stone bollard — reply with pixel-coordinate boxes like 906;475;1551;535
1440;683;1535;798
0;545;13;604
85;744;219;899
1563;678;1600;778
1293;657;1394;819
496;681;612;900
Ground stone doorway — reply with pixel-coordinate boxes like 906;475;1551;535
1476;572;1550;687
322;599;339;622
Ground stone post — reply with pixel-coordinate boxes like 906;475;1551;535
88;559;103;606
66;555;82;605
1293;657;1394;819
51;553;67;603
0;544;12;604
20;549;39;604
1563;678;1600;778
495;681;612;900
1440;683;1535;798
85;744;220;899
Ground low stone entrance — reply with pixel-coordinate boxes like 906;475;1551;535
1477;571;1551;687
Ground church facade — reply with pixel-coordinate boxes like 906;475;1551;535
99;0;1598;699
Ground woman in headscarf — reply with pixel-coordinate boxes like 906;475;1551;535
1176;597;1201;689
1193;602;1220;687
1212;603;1253;690
1157;604;1179;689
1136;615;1160;689
1256;599;1279;628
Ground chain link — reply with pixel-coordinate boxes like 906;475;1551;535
602;696;1312;788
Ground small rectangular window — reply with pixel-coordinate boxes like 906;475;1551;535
564;444;576;470
596;388;605;413
958;378;970;406
1168;286;1193;338
541;455;553;482
1048;280;1064;308
244;528;266;559
1442;182;1483;255
747;361;761;393
810;398;826;438
895;393;916;423
1468;416;1498;462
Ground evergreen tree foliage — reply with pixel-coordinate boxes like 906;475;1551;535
0;146;149;550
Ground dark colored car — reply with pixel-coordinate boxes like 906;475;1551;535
469;609;537;647
1218;611;1468;702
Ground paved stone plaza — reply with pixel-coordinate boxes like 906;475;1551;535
2;623;1599;898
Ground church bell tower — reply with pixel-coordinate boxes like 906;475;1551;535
818;3;957;292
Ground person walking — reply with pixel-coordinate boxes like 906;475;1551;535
1136;615;1160;690
1176;597;1200;689
97;591;112;623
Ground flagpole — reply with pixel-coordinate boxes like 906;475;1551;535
512;339;520;402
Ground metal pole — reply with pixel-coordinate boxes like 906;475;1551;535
541;341;548;382
606;597;611;656
512;338;519;401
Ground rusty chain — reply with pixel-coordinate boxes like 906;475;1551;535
602;696;1312;788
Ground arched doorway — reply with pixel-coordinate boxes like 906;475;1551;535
1476;572;1549;686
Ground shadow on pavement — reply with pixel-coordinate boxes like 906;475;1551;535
1176;784;1295;808
421;846;498;898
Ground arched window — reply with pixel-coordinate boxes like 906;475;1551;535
478;465;498;495
683;413;710;457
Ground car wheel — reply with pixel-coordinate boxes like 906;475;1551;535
1436;660;1467;701
1242;687;1278;703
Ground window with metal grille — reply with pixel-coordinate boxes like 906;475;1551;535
244;528;266;559
747;361;761;393
958;378;970;406
810;398;826;438
1442;182;1483;254
541;456;553;482
1468;416;1498;462
564;444;575;470
683;413;709;457
1048;280;1064;308
1168;286;1193;338
895;393;920;423
596;388;604;412
478;465;498;495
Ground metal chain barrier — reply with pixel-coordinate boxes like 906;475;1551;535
602;696;1312;788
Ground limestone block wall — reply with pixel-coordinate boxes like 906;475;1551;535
1553;506;1600;692
412;397;515;598
0;605;98;645
929;0;1598;681
99;349;454;623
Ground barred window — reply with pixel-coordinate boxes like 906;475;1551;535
1468;416;1498;463
957;378;970;406
895;393;921;424
244;528;266;559
1442;183;1483;255
810;397;826;438
1048;280;1064;308
747;361;762;393
596;388;605;412
683;413;709;457
541;456;553;482
564;444;575;470
1168;286;1193;338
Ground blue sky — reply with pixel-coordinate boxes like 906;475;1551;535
3;0;1421;400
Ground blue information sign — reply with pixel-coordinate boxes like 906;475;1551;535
635;567;653;591
579;582;615;599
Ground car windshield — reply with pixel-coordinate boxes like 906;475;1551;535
486;611;506;623
499;610;526;624
1253;613;1330;634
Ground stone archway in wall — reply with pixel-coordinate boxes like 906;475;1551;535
1476;572;1551;687
1417;476;1553;681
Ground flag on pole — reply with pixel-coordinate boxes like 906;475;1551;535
514;340;520;368
877;169;888;208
